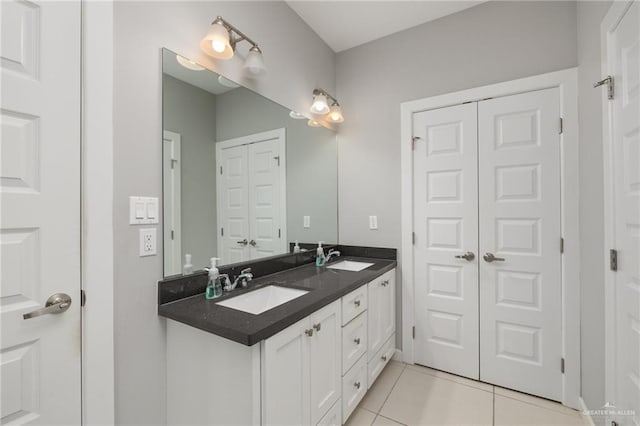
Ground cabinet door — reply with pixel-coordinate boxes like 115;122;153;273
262;317;310;426
380;271;396;343
368;277;383;358
309;300;341;425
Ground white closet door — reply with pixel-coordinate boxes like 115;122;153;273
248;139;284;259
413;103;480;379
219;145;250;264
611;2;640;422
478;88;562;401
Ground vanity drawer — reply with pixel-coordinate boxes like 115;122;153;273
367;333;395;389
316;398;341;426
342;311;367;375
341;286;367;325
342;355;367;423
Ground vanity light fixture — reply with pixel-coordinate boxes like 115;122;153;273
176;54;205;71
310;88;345;123
200;16;267;77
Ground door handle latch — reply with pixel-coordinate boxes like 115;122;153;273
454;252;475;261
23;293;72;320
483;252;505;263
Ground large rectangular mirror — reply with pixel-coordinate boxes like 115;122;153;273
162;48;338;277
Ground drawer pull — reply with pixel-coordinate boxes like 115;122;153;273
381;355;387;362
354;381;361;390
305;328;314;337
354;299;361;307
381;280;389;287
353;337;361;345
313;323;321;332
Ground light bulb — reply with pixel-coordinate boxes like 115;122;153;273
328;104;344;123
200;19;234;59
310;93;329;115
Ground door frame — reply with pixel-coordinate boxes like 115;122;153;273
400;68;580;408
163;130;182;275
600;0;635;408
215;128;288;258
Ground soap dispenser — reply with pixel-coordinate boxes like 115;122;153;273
205;257;222;299
293;241;301;253
315;242;326;267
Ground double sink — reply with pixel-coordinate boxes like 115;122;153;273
215;260;374;315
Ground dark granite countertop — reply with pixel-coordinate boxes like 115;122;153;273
158;256;396;346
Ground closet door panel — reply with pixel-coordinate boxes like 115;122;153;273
478;88;562;401
219;145;250;264
413;103;480;380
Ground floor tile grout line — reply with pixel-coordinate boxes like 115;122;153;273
377;413;409;426
405;364;493;394
493;390;582;418
376;364;406;419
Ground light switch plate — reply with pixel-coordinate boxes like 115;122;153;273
139;228;157;256
303;216;310;228
369;215;378;230
129;196;159;224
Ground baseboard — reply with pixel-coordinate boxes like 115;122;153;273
393;349;403;362
579;397;595;426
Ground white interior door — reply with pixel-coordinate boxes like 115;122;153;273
163;130;182;275
218;145;250;264
478;88;562;401
413;103;480;380
1;1;82;424
609;2;640;423
248;138;285;259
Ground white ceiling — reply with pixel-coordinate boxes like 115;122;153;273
286;1;486;52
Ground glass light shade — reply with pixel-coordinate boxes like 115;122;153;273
307;119;322;128
289;111;306;120
200;22;234;59
217;75;240;89
243;47;267;78
310;93;330;115
327;104;344;123
176;54;205;71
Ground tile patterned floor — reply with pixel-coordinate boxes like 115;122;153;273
346;361;591;426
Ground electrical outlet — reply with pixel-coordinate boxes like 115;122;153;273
303;216;310;228
139;228;157;256
369;215;378;230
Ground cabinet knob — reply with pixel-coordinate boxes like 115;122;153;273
381;280;389;287
354;381;361;389
353;337;361;345
381;355;387;362
313;323;321;332
305;328;314;337
354;300;361;307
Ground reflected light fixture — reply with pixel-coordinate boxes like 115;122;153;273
289;111;306;120
310;88;345;124
200;16;267;78
217;75;240;89
176;54;205;71
307;119;322;128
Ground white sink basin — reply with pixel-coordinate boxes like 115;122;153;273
326;260;374;272
216;285;309;315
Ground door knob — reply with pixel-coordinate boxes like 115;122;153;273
249;239;257;247
455;252;475;261
23;293;72;320
483;252;505;263
237;239;248;245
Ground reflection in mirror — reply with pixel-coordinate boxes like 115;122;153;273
162;48;338;276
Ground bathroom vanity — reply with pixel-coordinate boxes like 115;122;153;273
159;250;396;426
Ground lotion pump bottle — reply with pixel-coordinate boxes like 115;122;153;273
205;257;222;299
315;242;326;267
183;253;193;275
293;241;301;253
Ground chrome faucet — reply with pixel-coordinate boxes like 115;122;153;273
325;249;341;263
227;268;253;291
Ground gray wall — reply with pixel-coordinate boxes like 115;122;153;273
577;0;611;411
113;2;335;424
215;87;338;247
162;75;217;269
335;0;578;349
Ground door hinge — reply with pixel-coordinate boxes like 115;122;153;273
412;326;415;339
412;232;416;245
412;136;421;150
171;230;174;240
559;117;563;134
561;358;565;374
274;156;280;167
278;228;281;238
220;166;223;175
593;75;614;100
612;421;619;426
560;238;564;253
610;249;618;271
221;227;224;237
81;289;86;307
170;159;177;169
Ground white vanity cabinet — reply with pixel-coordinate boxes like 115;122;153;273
367;269;396;387
262;299;342;426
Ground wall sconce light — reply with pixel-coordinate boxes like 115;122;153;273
310;88;344;124
200;16;266;77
